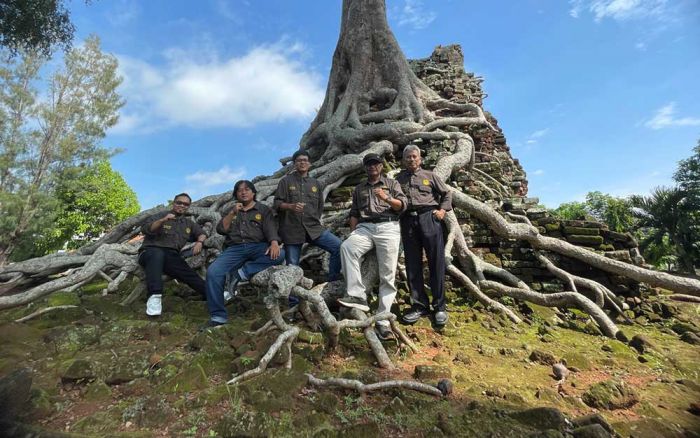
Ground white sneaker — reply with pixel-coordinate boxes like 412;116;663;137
223;290;233;304
146;294;162;316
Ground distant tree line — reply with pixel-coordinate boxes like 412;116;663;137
553;141;700;274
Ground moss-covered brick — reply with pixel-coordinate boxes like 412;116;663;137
544;223;561;232
563;226;600;236
566;235;604;246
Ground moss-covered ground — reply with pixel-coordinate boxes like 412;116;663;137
0;279;698;437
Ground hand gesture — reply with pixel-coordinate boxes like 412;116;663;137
164;213;177;221
266;241;281;259
373;187;389;202
193;241;203;255
433;209;446;221
293;202;305;213
229;203;243;216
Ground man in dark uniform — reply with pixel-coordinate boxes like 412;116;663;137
203;180;285;329
274;150;342;288
139;193;207;316
396;145;452;326
338;153;408;340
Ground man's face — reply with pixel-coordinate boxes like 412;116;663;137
172;196;191;214
294;155;310;174
365;161;382;179
403;150;422;172
236;184;255;203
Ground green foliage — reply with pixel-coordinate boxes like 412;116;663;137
630;186;698;274
0;36;125;262
551;201;589;221
552;192;634;232
34;161;139;253
0;0;75;56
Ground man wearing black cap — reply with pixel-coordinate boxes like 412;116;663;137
274;150;342;289
138;193;207;316
396;145;452;326
338;153;407;340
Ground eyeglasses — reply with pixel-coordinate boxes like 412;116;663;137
174;201;191;207
295;158;310;163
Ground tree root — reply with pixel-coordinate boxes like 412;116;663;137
227;327;300;385
305;374;444;397
15;305;84;323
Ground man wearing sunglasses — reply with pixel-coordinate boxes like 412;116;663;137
139;193;207;316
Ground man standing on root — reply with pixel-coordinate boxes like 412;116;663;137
274;150;342;296
339;153;407;340
139;193;207;316
203;180;285;329
396;145;452;327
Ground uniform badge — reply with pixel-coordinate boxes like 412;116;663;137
422;179;430;186
163;224;171;229
289;185;297;191
255;213;262;221
185;227;191;234
311;186;318;193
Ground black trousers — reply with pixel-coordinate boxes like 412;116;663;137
400;211;446;311
138;247;206;298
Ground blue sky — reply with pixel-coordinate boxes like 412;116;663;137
66;0;700;209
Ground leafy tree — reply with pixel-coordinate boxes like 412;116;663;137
551;201;590;220
674;140;700;194
0;0;75;56
0;36;124;264
31;161;140;255
630;187;697;274
551;192;634;233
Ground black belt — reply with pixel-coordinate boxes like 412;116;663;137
406;206;436;216
359;217;398;224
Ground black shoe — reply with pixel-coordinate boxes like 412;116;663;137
434;310;448;326
198;320;226;332
402;307;430;324
375;324;394;341
337;296;370;312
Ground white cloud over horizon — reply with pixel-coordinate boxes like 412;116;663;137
184;165;246;197
525;128;550;145
569;0;668;22
644;102;700;130
111;40;325;134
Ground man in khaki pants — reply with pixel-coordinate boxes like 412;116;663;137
338;153;407;340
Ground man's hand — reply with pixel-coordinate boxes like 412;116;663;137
164;213;177;221
433;209;446;221
231;203;243;215
266;241;281;259
290;202;305;213
193;241;203;255
373;187;389;202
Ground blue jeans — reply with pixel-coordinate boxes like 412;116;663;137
205;242;285;323
285;230;342;282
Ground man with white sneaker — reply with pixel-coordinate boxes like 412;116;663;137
138;193;207;316
338;153;407;340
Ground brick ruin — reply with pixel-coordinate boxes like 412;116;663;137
322;44;646;309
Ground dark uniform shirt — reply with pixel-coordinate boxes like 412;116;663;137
349;176;408;221
273;172;325;244
396;168;452;212
216;202;280;248
140;212;204;251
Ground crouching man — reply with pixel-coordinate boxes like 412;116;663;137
202;180;284;329
138;193;207;316
338;153;407;340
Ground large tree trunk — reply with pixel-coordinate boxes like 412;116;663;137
301;0;434;161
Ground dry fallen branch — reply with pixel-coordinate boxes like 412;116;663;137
306;373;445;397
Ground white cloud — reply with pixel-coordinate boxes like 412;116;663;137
635;41;647;51
644;102;700;130
112;41;324;133
397;0;436;29
569;0;668;22
185;166;246;197
524;128;550;146
532;169;545;176
106;0;141;26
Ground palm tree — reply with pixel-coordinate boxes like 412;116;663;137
630;187;698;274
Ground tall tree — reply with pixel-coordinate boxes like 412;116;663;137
630;187;697;274
0;36;124;264
0;0;75;56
